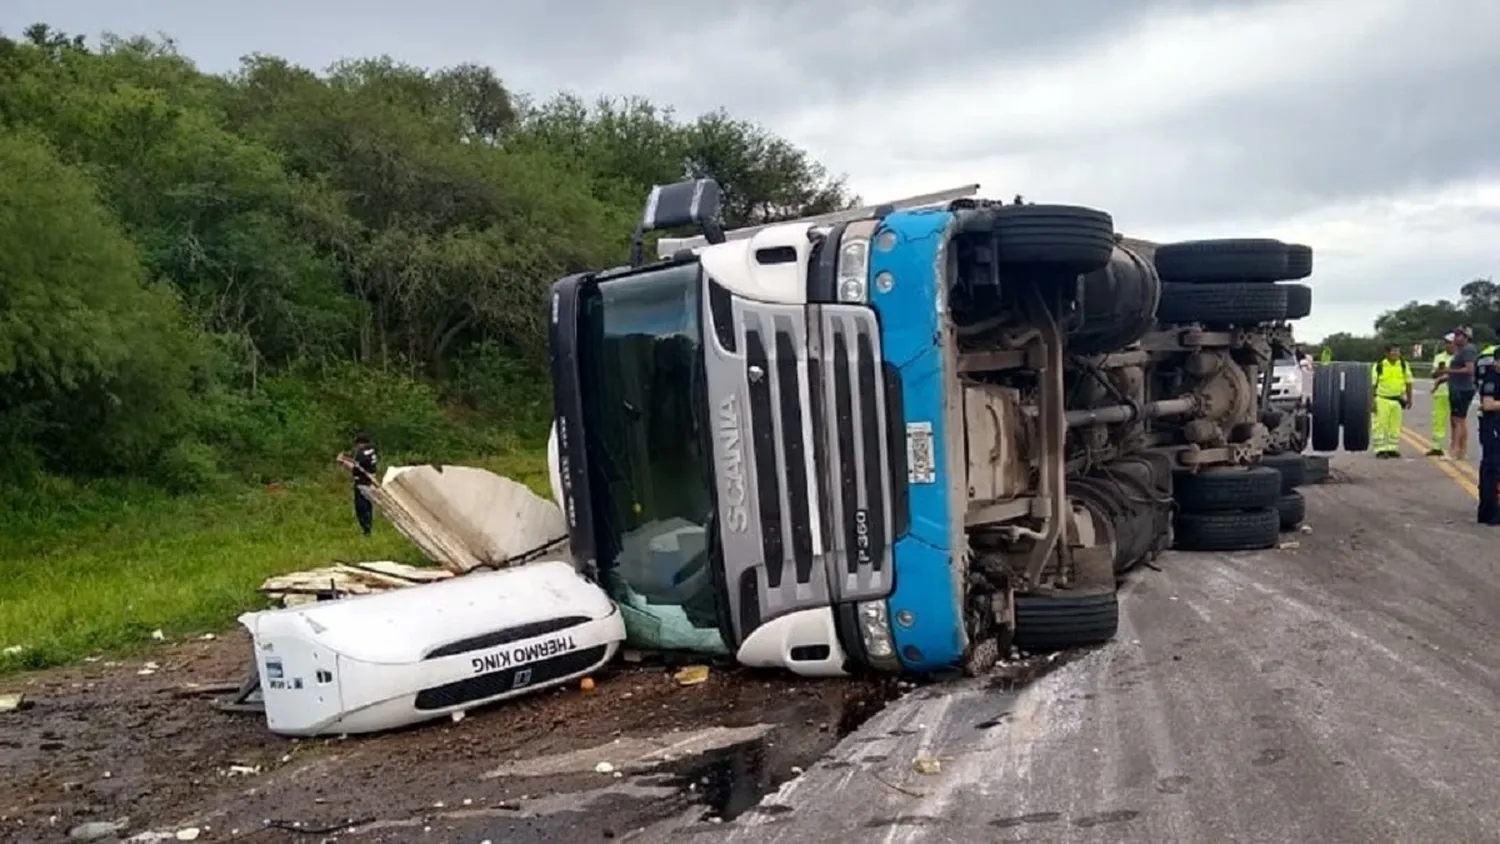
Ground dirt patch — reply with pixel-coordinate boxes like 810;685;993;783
0;632;901;842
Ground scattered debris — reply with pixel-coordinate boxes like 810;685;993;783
0;692;27;712
3;644;23;656
151;629;166;641
1278;540;1301;550
69;818;129;840
913;757;942;775
674;665;711;686
258;561;454;607
580;676;596;692
594;761;616;774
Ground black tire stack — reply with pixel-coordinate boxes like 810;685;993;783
1171;465;1282;551
1152;239;1312;326
1308;362;1372;452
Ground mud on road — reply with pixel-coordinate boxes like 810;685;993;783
0;631;903;842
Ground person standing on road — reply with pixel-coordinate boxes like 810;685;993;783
1447;327;1480;461
1370;344;1414;458
336;433;380;537
1477;349;1500;524
1428;334;1456;456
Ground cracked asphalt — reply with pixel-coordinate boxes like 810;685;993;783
637;445;1500;843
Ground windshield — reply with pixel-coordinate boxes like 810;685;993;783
577;262;728;655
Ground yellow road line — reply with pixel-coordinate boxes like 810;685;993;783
1398;429;1479;498
1401;428;1479;478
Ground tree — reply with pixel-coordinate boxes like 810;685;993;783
0;22;855;489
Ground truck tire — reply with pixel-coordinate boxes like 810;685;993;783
1157;282;1289;326
1259;451;1306;492
1153;238;1292;283
1283;283;1312;320
992;204;1115;275
1338;362;1372;452
1013;587;1118;652
1304;454;1331;484
1310;365;1341;451
1285;243;1313;280
1173;465;1282;512
1172;508;1281;552
1277;491;1306;531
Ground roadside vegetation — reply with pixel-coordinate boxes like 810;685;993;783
0;23;853;673
1313;278;1500;362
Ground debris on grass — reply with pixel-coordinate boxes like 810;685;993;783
258;561;454;607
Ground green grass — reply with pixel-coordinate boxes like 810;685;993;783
0;446;550;675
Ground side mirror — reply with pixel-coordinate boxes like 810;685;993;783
630;178;725;266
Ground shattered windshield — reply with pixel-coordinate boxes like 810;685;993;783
577;262;728;655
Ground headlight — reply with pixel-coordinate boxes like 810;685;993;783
856;600;897;661
836;237;870;302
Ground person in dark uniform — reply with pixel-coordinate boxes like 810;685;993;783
1477;347;1500;524
336;433;380;536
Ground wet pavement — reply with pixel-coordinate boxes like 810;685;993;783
642;449;1500;843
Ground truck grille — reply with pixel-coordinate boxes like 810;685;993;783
742;307;892;605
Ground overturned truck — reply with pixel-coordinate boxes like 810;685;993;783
547;180;1342;681
236;181;1351;737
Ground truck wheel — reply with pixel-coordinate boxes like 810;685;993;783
1172;508;1281;552
1013;587;1118;652
1303;454;1331;484
1282;283;1312;320
1153;238;1292;283
1157;282;1288;325
1277;491;1306;531
1310;365;1341;451
992;204;1115;275
1285;243;1314;280
1259;451;1306;492
1338;362;1372;452
1173;465;1282;512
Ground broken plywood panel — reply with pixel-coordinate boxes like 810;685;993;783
259;561;453;607
369;465;568;574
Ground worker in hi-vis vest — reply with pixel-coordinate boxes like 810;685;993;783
1370;343;1415;458
1429;333;1457;456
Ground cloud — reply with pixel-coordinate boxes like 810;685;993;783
4;0;1499;338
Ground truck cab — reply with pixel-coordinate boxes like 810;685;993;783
547;179;1312;679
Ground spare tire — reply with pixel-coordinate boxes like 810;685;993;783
992;205;1115;275
1310;365;1341;452
1285;244;1313;280
1338;362;1372;452
1154;238;1292;283
1157;282;1288;326
1173;465;1282;512
1173;508;1281;552
1282;283;1312;320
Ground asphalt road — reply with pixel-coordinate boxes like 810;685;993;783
1404;385;1483;475
641;447;1500;843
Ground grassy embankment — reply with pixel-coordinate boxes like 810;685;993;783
0;446;549;676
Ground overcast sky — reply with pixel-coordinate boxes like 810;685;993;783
7;0;1499;340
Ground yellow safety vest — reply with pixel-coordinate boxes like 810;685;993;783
1434;350;1454;396
1372;358;1412;398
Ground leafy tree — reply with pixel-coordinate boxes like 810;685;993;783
0;22;854;492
